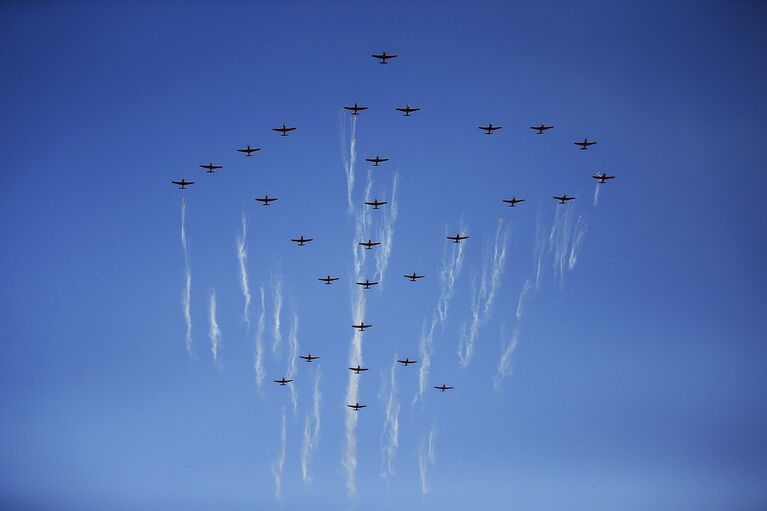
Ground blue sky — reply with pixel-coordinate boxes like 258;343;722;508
2;1;766;510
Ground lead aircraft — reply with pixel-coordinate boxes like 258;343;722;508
371;51;397;64
172;179;194;189
273;124;296;136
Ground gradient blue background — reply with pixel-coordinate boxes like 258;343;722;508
2;1;766;510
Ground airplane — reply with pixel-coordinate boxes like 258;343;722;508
274;378;293;386
352;322;373;331
291;236;313;246
396;105;420;116
255;195;278;206
434;384;454;392
344;103;368;115
347;403;367;411
237;145;261;156
273;124;296;136
404;273;425;281
366;155;389;167
356;279;379;289
397;358;417;366
349;365;369;374
478;123;502;134
530;123;554;134
371;51;397;64
553;194;576;204
574;138;598;150
199;162;223;173
365;199;387;209
172;179;194;189
359;240;381;249
447;234;469;244
502;197;525;207
592;172;616;183
299;353;319;362
318;275;340;285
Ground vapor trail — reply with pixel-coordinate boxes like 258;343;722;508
254;286;266;391
375;172;400;284
494;324;521;389
180;198;193;356
568;213;588;270
272;407;287;501
343;289;366;500
236;212;252;326
414;315;437;407
436;226;467;324
593;182;602;207
549;204;589;284
379;356;400;478
271;277;283;354
340;114;358;213
286;312;300;413
301;368;322;485
533;206;547;287
418;421;438;495
515;279;534;321
208;290;221;362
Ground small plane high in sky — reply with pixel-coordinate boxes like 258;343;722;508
593;172;616;183
366;155;389;167
171;179;194;189
356;279;378;289
352;322;372;331
553;194;576;204
478;123;502;134
347;403;367;411
397;358;417;366
404;273;425;281
365;199;387;209
199;162;223;173
530;123;554;134
318;275;339;284
290;236;313;246
502;197;525;207
359;240;381;249
434;384;454;392
396;105;420;116
272;124;296;136
255;195;278;206
575;138;598;150
237;145;261;156
447;234;469;244
344;103;368;115
349;365;369;374
371;51;397;64
274;378;293;386
299;353;319;362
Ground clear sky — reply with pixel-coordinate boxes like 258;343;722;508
2;1;766;510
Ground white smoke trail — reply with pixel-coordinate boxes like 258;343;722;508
494;324;520;389
375;172;400;284
413;314;438;406
272;407;287;501
593;182;602;207
208;290;221;362
340;113;358;214
286;312;300;413
515;279;534;321
343;289;366;500
436;224;467;324
271;277;283;354
236;212;252;327
418;421;438;495
533;207;547;288
379;356;400;478
180;198;193;356
301;368;322;485
254;286;266;392
568;213;588;270
548;204;589;284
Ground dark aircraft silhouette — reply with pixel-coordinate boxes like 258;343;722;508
291;236;313;246
255;195;278;206
274;378;293;386
479;123;502;134
371;51;397;64
553;194;576;204
502;197;525;207
592;172;616;183
352;322;373;331
273;124;296;136
237;145;261;156
365;199;387;209
396;105;420;116
356;279;379;289
575;138;597;150
397;358;417;366
318;275;340;284
359;240;381;249
299;353;319;362
344;103;368;115
347;403;367;410
200;162;223;173
366;156;389;167
349;365;369;374
434;384;454;392
172;179;194;189
447;234;469;244
530;123;554;134
404;273;425;281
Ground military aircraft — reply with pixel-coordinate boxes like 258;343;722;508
359;240;381;249
255;195;278;206
371;51;397;64
273;124;296;136
396;105;420;116
349;365;369;374
299;354;319;362
172;179;194;189
592;172;616;183
356;279;379;289
291;236;313;246
352;322;373;331
404;273;425;281
365;199;387;209
502;197;525;207
397;358;417;366
347;403;367;411
553;194;576;204
447;234;469;244
574;138;597;150
366;156;389;167
318;275;339;285
478;123;502;134
237;145;261;156
344;103;368;115
200;162;223;173
530;123;554;134
434;384;454;392
274;378;293;386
